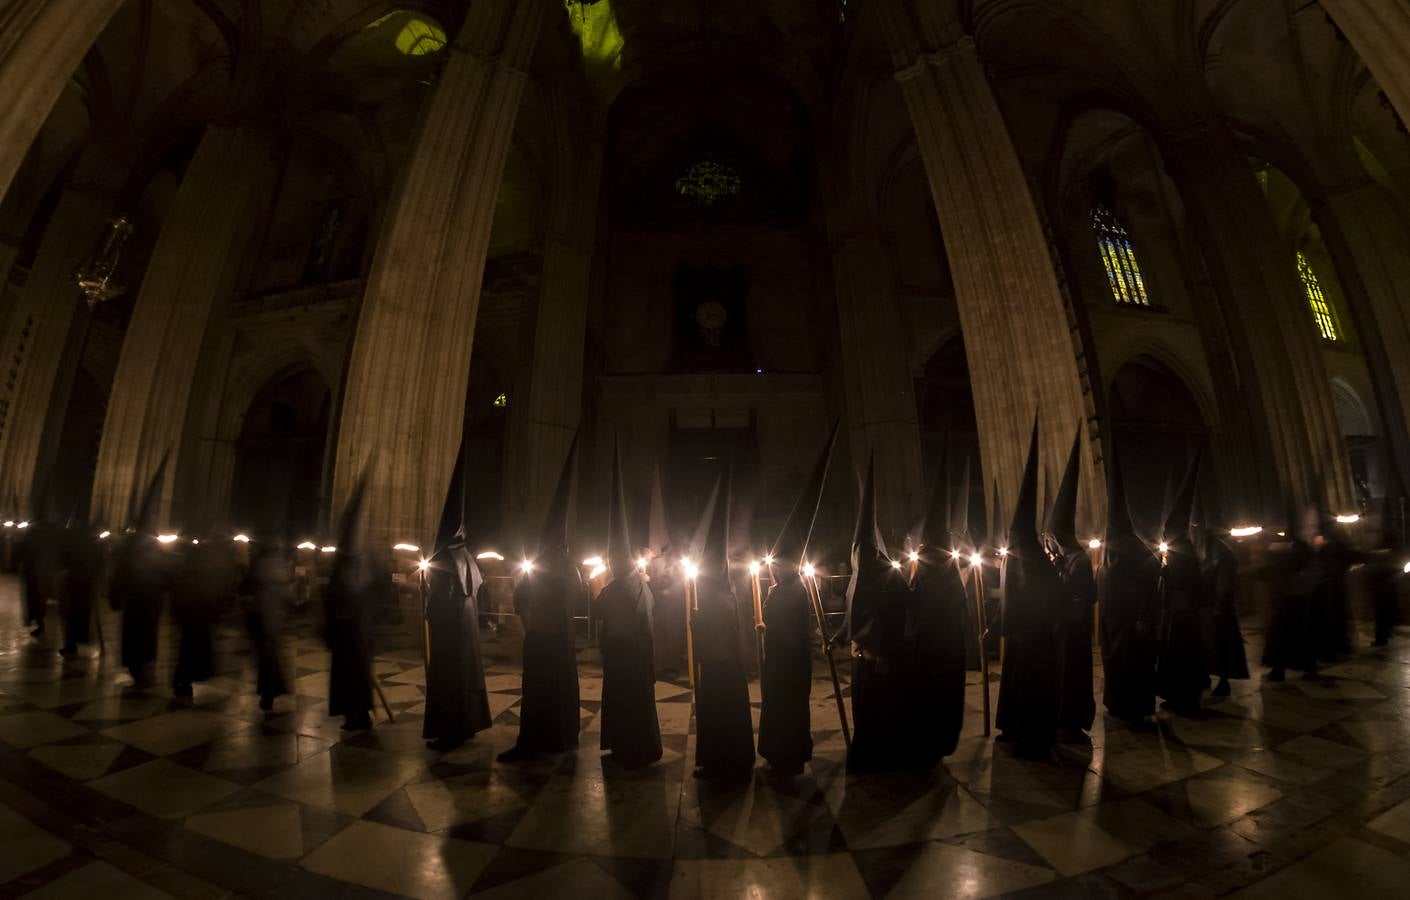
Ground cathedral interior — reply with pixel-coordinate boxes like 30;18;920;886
1;0;1410;897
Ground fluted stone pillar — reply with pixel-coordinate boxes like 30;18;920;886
88;125;277;529
876;9;1098;523
0;0;124;204
1163;125;1354;513
0;183;111;516
332;0;547;547
1311;179;1410;483
511;124;603;537
827;225;925;529
1321;0;1410;127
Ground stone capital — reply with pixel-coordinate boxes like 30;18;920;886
893;34;977;83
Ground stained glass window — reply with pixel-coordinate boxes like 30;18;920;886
493;392;508;409
1091;203;1150;306
365;12;446;56
1297;252;1338;342
675;161;741;207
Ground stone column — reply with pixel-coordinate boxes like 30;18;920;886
508;90;604;538
0;182;111;516
88;125;277;529
1162;124;1354;513
1320;0;1410;127
876;5;1099;524
827;222;926;529
331;0;548;548
0;0;124;204
1310;179;1410;484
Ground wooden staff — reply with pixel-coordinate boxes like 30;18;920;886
803;571;851;747
965;560;992;736
419;564;431;668
750;566;766;678
685;576;700;689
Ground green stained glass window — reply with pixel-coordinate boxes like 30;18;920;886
365;12;446;56
675;161;741;207
1091;203;1150;306
1297;252;1338;342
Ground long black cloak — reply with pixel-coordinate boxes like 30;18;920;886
60;528;102;649
325;554;375;723
18;522;61;629
508;550;582;756
1154;538;1208;714
1044;424;1095;735
112;535;168;684
758;574;814;774
691;574;755;776
423;559;493;747
1199;535;1248;680
592;569;662;768
172;541;234;691
242;545;291;704
1261;537;1318;674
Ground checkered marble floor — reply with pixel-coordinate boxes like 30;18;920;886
1;576;1409;899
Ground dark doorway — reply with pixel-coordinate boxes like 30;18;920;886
914;334;982;537
231;368;330;540
1109;358;1206;538
664;413;758;553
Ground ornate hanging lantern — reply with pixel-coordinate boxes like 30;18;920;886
75;215;134;307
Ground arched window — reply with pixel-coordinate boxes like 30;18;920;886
1091;203;1150;306
1297;251;1339;342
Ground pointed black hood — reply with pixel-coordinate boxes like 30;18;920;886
1046;423;1083;547
1008;416;1041;550
1163;448;1202;543
606;437;633;574
953;452;975;546
337;466;371;558
851;451;885;558
988;478;1004;550
538;430;580;553
1104;434;1136;540
691;468;733;580
647;462;670;554
130;449;172;535
920;437;950;548
771;419;839;564
433;435;468;555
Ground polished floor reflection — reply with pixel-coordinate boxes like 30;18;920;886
0;578;1408;899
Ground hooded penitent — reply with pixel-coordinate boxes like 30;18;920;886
590;436;662;769
503;433;583;760
18;465;63;630
994;416;1063;752
1192;475;1249;683
845;450;914;772
689;470;756;776
1154;448;1210;713
326;467;376;726
759;420;839;775
1372;466;1408;646
110;450;173;682
1046;423;1097;735
1097;435;1161;721
423;435;492;749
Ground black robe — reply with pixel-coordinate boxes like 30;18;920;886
995;542;1062;751
325;555;376;722
1098;534;1161;721
1312;537;1358;662
171;544;233;689
650;560;685;676
690;576;755;776
1370;554;1401;646
847;559;922;773
1262;540;1317;673
508;560;581;756
18;523;61;629
905;549;970;765
1200;536;1248;680
60;529;101;648
758;574;814;773
1154;540;1208;713
592;570;662;768
1050;542;1096;733
422;561;493;747
111;536;168;684
242;549;290;702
